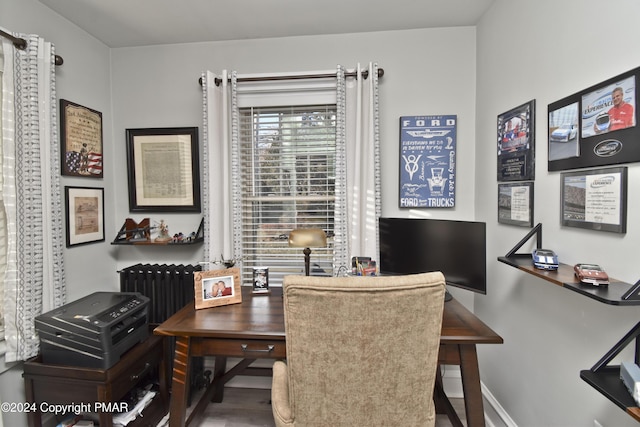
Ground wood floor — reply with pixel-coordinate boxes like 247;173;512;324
164;386;467;427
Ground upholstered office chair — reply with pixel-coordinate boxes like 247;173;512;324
272;272;446;427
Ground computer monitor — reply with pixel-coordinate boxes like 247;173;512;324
379;217;487;295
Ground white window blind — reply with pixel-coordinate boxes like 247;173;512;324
238;105;336;285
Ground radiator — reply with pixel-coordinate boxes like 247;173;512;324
119;263;201;324
119;263;207;400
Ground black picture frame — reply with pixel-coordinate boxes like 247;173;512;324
498;182;534;227
126;127;201;212
560;166;627;234
548;66;639;171
497;100;535;182
65;186;105;247
60;99;103;178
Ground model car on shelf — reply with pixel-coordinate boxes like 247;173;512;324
550;124;578;142
574;263;609;286
532;248;559;270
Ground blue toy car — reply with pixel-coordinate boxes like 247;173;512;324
532;248;559;270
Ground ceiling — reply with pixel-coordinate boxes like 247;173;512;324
37;0;495;48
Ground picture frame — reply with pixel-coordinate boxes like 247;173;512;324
126;127;201;212
498;182;534;227
548;66;639;171
497;100;535;182
60;100;103;178
560;166;627;234
194;268;242;309
65;186;105;247
252;267;270;294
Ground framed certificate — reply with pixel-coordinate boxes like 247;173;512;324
498;182;534;227
560;166;627;233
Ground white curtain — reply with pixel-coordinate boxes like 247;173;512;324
335;63;381;267
201;70;237;267
201;64;380;273
0;30;66;362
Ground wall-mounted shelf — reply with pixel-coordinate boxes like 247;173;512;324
580;321;640;423
497;223;640;306
499;224;640;423
112;218;204;246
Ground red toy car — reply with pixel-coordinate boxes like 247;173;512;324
574;263;609;286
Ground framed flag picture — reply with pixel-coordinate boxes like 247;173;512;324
399;115;457;208
60;100;103;178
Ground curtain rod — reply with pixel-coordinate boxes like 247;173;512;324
198;67;384;86
0;29;64;66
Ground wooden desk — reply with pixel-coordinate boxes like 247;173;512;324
155;286;503;427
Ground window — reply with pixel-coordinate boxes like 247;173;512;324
238;105;336;285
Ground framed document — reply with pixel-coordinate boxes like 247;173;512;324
65;186;105;247
126;127;201;212
497;100;535;181
560;166;627;233
60;100;103;178
498;182;534;227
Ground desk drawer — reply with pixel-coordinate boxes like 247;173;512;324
202;339;286;359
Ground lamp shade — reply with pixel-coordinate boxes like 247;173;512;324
288;228;327;248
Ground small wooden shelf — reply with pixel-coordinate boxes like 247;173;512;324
112;218;204;246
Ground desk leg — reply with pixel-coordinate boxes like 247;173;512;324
212;356;227;403
434;366;465;427
459;344;485;427
169;336;192;427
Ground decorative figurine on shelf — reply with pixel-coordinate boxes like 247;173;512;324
155;220;172;242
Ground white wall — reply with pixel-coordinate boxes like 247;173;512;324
475;0;640;426
109;27;480;271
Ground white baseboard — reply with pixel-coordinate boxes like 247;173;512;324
481;382;518;427
440;365;517;427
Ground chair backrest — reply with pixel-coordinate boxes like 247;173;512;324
281;272;446;427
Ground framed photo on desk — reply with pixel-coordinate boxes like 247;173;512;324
194;268;242;309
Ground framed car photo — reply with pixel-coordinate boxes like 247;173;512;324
497;100;535;182
548;66;640;171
